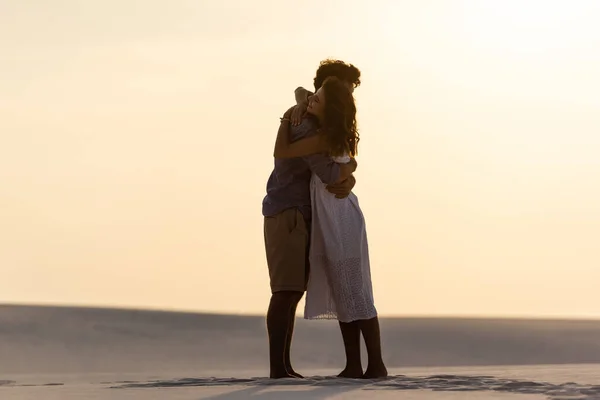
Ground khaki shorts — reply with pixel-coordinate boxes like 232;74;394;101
264;208;310;293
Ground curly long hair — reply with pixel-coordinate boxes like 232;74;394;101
320;77;360;157
313;59;361;91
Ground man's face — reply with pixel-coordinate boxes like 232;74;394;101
343;81;355;94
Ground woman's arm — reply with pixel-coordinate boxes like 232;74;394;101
291;87;312;126
273;108;328;158
295;87;313;104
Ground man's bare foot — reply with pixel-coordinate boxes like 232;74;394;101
337;366;363;379
270;370;296;379
362;363;388;379
288;370;304;378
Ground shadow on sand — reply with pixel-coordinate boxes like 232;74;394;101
113;374;600;400
199;385;357;400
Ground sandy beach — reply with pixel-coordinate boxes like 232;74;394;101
3;0;600;398
1;305;600;399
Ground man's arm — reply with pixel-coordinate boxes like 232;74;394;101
326;175;356;199
303;153;341;185
303;155;357;185
338;159;357;182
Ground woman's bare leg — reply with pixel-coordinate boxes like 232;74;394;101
358;317;387;378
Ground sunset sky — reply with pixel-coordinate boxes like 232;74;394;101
2;0;599;318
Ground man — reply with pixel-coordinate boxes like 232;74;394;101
262;59;362;378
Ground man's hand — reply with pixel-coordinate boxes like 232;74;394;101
291;102;307;126
326;174;356;199
338;157;357;180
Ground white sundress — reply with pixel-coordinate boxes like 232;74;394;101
304;155;378;323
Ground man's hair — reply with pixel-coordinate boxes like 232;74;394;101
313;59;361;91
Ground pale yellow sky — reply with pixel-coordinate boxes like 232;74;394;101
2;0;599;318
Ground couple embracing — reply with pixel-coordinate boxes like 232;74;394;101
262;59;387;379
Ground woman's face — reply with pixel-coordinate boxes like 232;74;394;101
306;87;325;121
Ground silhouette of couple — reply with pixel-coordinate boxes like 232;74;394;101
262;59;387;379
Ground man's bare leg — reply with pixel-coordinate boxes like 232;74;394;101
284;293;304;378
358;317;387;379
267;291;303;379
337;321;363;378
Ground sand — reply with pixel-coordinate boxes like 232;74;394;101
1;305;600;399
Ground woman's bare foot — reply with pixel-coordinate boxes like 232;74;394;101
338;366;363;379
362;363;388;379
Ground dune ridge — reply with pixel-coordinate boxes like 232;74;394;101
2;304;600;375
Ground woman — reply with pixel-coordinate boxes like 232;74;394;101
274;77;388;379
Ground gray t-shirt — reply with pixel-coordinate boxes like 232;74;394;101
262;117;340;221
